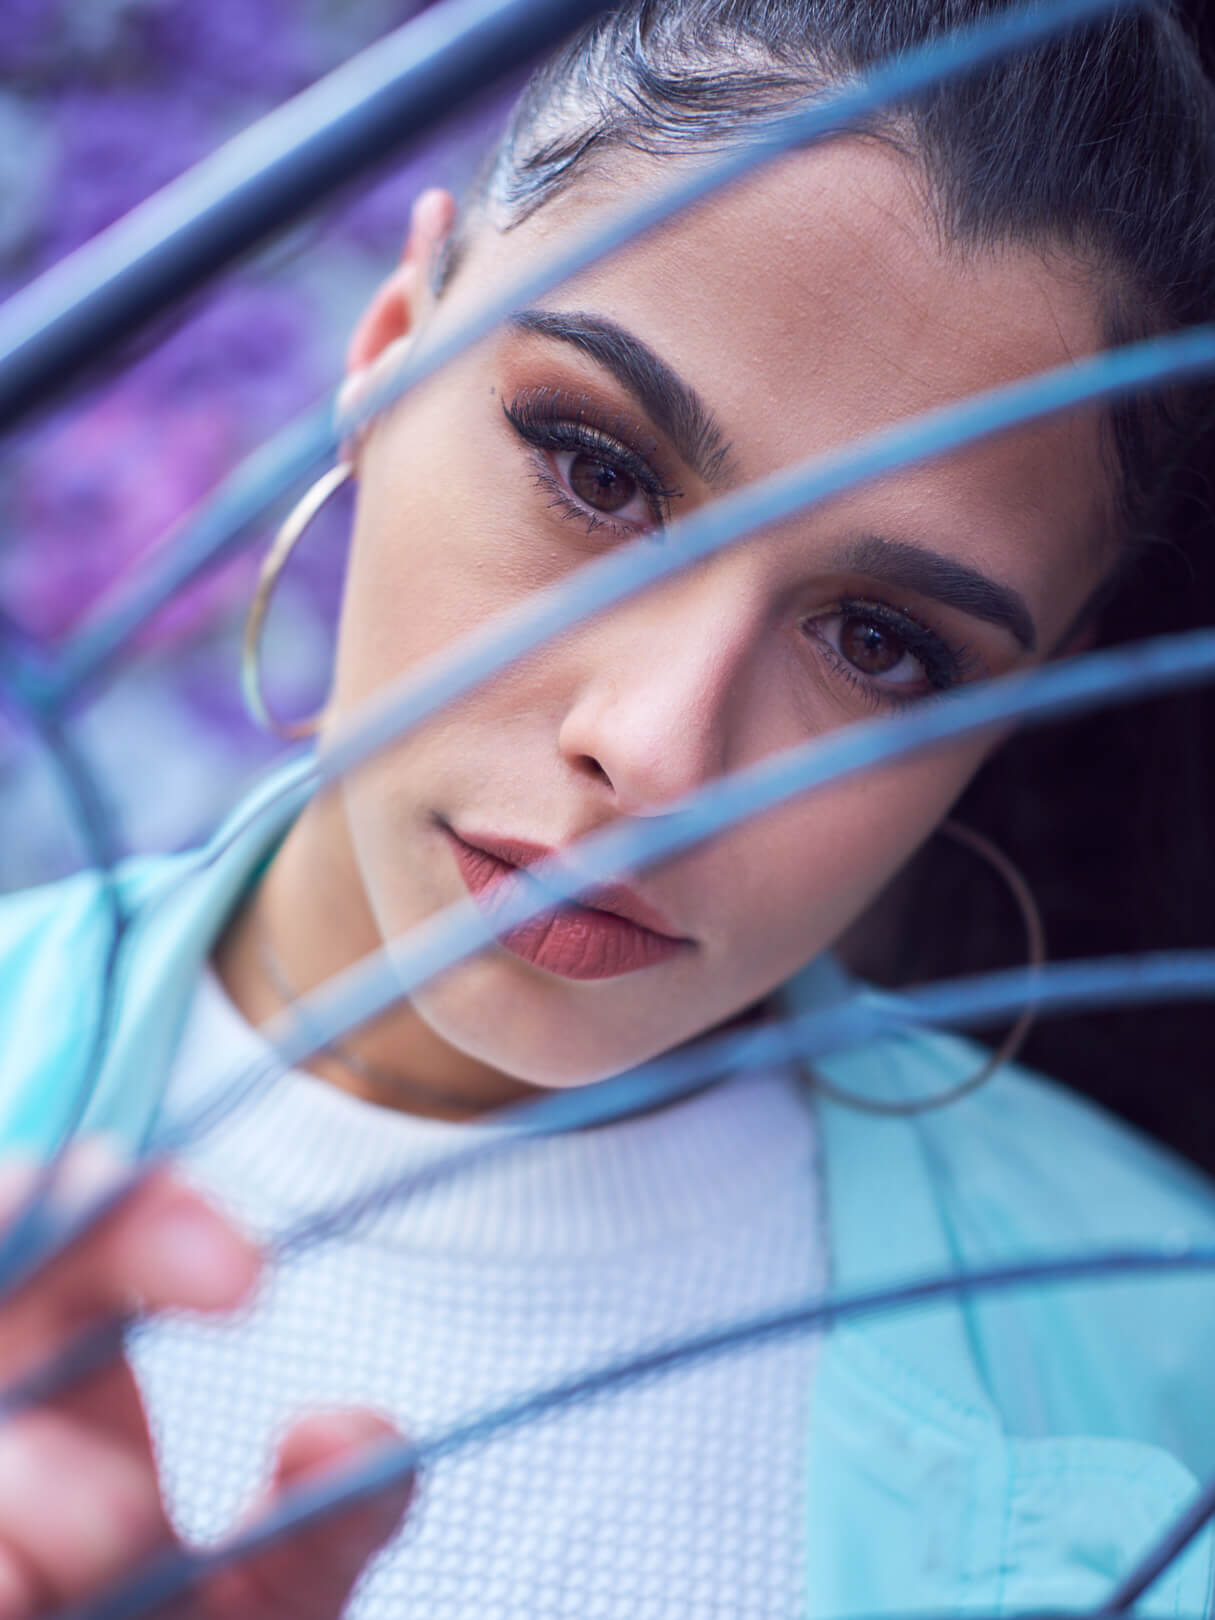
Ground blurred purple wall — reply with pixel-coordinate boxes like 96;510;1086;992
0;0;503;884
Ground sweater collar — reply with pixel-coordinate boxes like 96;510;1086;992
172;961;819;1257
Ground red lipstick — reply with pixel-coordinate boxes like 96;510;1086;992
440;824;692;982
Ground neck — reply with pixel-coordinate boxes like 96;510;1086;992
210;790;541;1121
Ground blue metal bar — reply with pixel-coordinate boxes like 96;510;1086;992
1100;1476;1215;1612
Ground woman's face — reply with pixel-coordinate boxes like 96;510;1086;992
326;138;1111;1087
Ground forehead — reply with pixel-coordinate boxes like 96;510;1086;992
445;137;1115;624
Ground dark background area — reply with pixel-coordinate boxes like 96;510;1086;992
1187;0;1214;73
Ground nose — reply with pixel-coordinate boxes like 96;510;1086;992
555;568;761;815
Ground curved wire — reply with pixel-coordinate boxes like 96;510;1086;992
1101;1477;1215;1613
316;327;1215;794
274;950;1215;1261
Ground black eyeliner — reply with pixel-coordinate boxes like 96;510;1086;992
502;388;684;525
835;596;978;691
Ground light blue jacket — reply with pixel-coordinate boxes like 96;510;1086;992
1;756;1213;1618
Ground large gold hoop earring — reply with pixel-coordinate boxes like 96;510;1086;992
241;461;353;739
810;818;1047;1116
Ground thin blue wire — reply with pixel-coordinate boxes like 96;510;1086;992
1101;1476;1215;1613
6;945;1214;1424
31;411;333;715
270;950;1215;1254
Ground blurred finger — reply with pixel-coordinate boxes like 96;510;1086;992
0;1361;173;1615
199;1411;413;1620
0;1147;259;1383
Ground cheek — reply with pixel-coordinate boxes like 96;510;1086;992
334;496;491;709
714;742;989;979
331;405;557;713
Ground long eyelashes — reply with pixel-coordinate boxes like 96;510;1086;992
804;598;981;708
502;389;683;531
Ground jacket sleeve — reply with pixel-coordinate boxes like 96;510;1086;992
0;868;120;1157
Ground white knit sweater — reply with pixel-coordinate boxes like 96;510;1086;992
131;966;825;1619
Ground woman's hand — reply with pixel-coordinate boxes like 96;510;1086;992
0;1146;413;1619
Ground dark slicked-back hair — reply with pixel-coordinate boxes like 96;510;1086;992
442;1;1215;1166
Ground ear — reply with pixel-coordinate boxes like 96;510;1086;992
338;188;458;450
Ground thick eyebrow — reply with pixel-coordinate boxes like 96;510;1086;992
839;535;1038;652
510;308;735;486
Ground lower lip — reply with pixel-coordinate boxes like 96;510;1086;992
442;829;689;981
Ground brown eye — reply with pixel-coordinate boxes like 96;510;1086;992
839;614;908;676
568;452;637;514
802;603;964;704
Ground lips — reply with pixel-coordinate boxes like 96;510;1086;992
440;823;692;982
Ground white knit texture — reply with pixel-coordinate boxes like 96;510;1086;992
131;968;825;1618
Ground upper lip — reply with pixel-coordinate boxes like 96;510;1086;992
445;824;689;941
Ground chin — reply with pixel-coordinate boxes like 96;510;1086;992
412;960;710;1090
